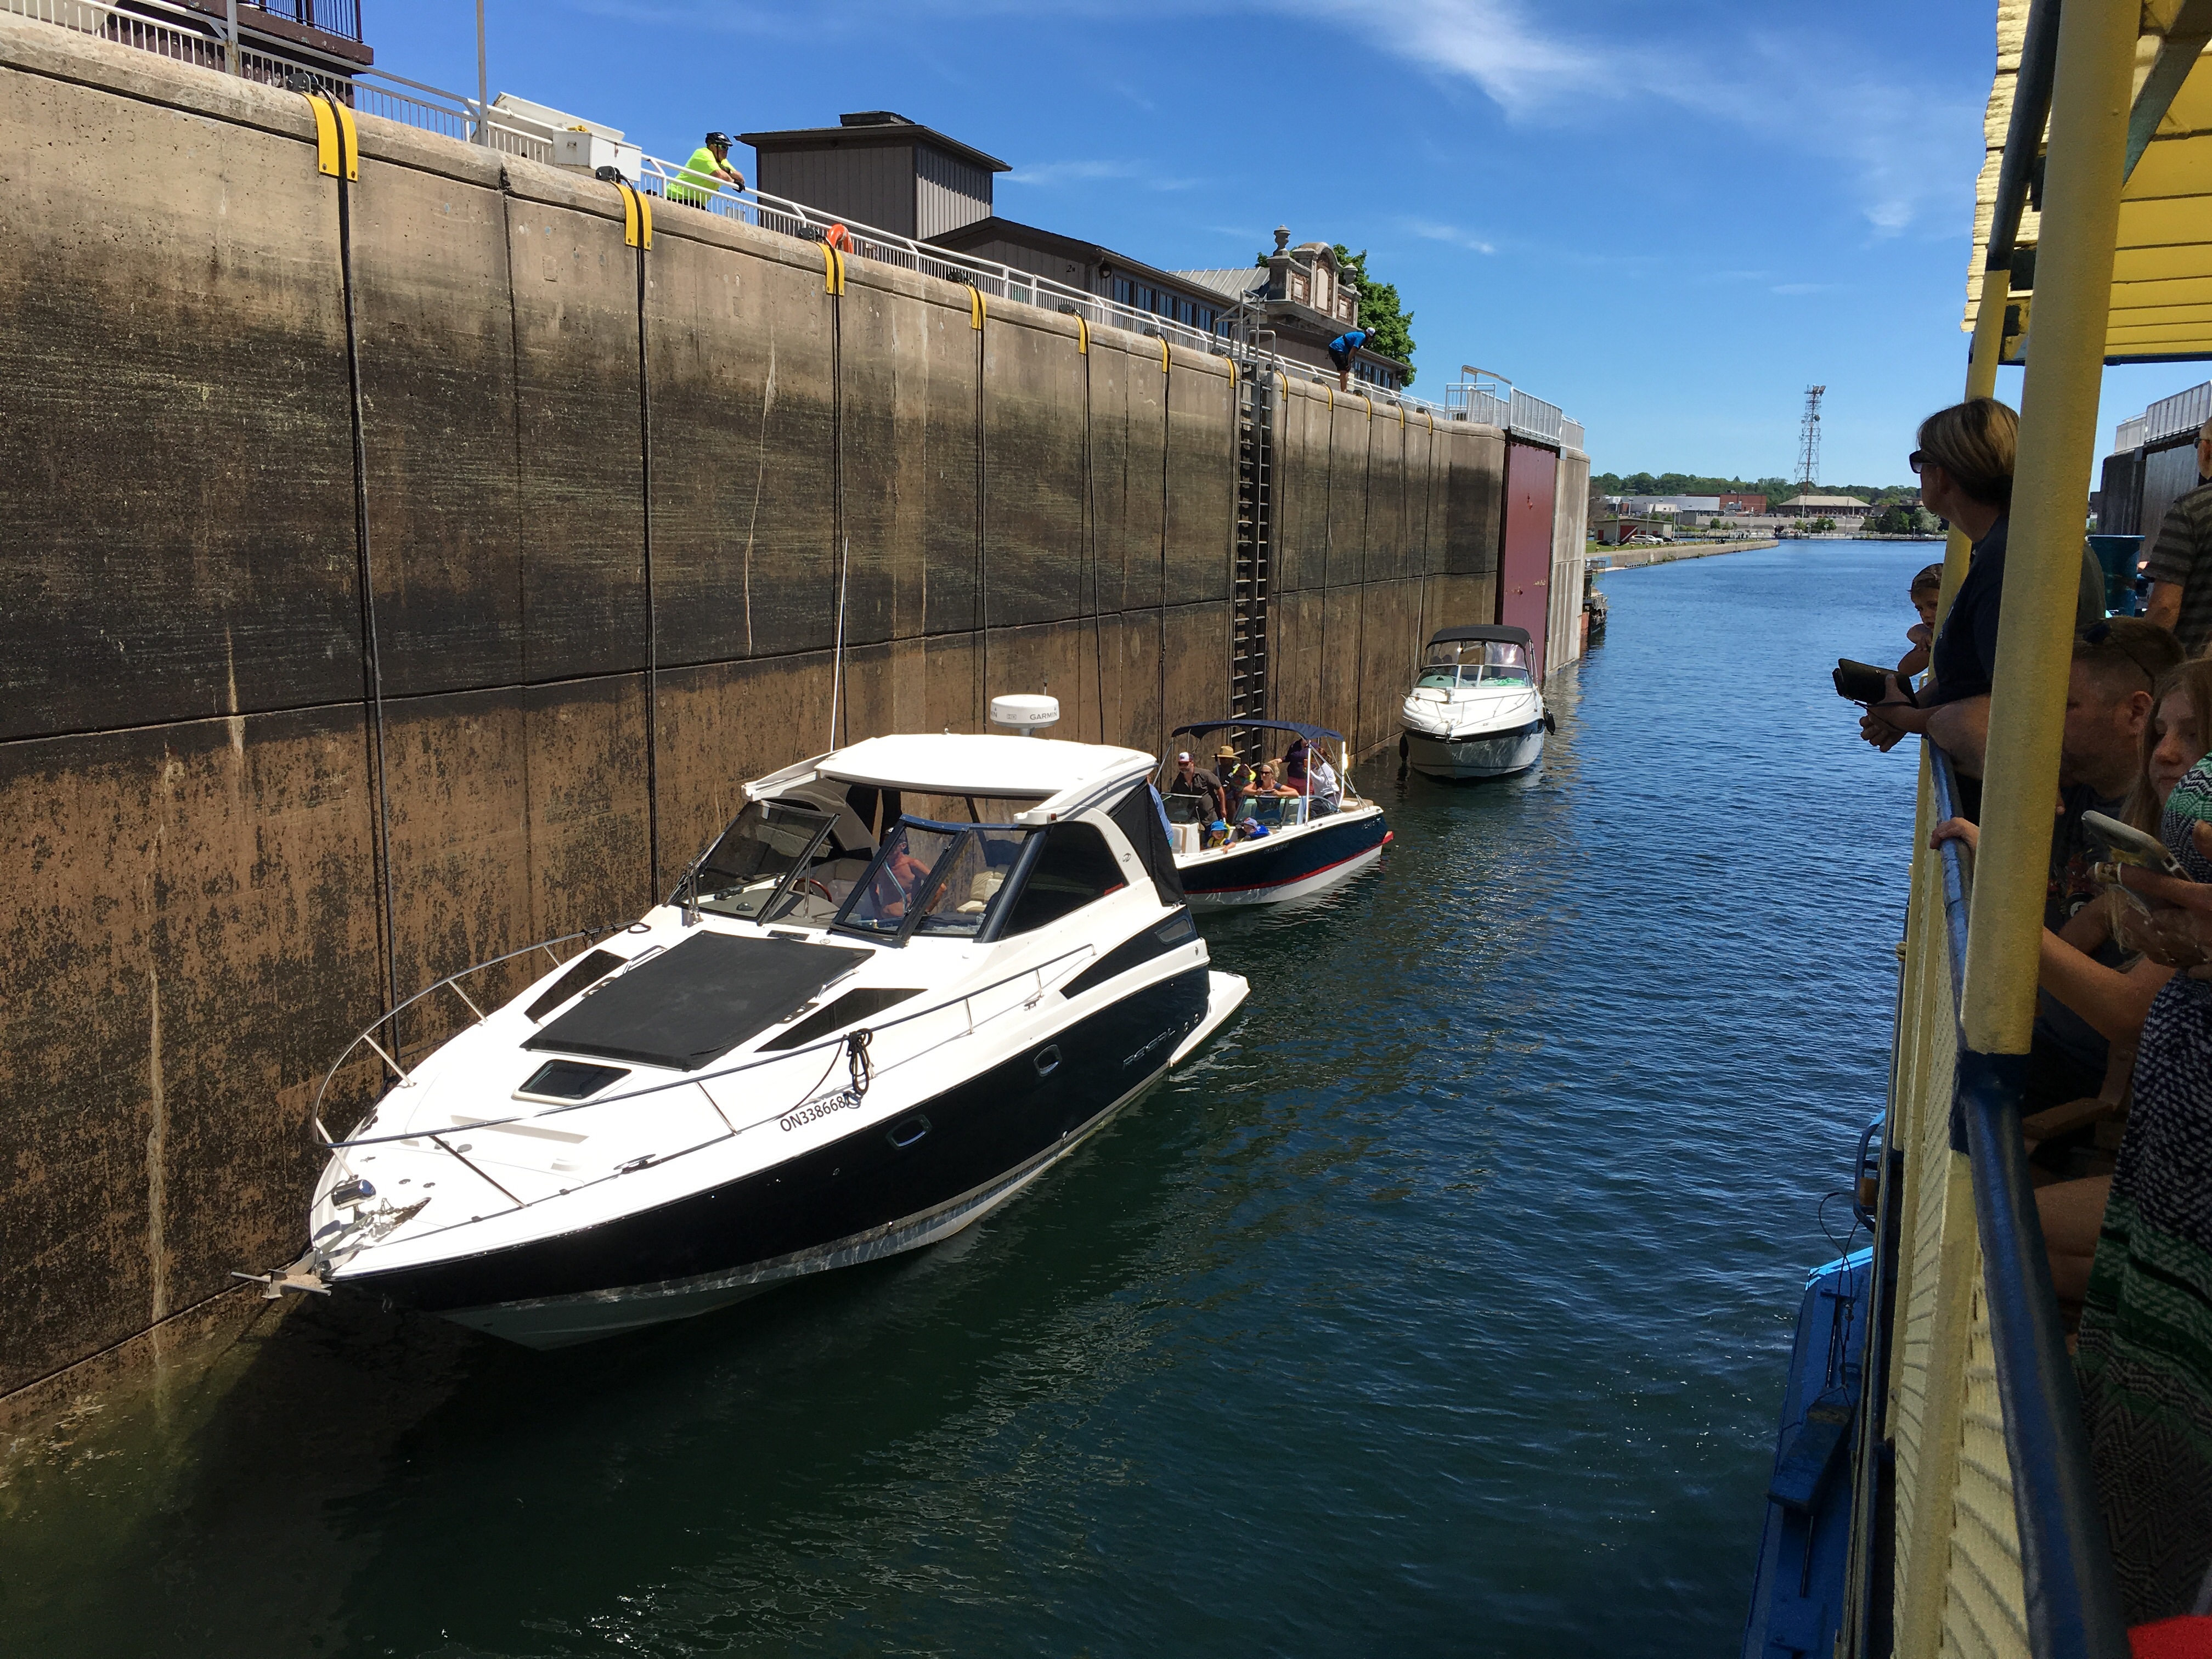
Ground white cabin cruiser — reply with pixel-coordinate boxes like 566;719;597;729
274;714;1248;1347
1398;625;1551;780
1158;720;1389;907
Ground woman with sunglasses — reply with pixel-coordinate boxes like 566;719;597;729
1859;397;2108;776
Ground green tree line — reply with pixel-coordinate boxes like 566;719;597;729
1593;470;1921;505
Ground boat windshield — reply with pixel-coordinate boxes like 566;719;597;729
1418;641;1531;687
833;819;1030;941
1161;792;1213;826
693;800;838;920
1238;794;1310;828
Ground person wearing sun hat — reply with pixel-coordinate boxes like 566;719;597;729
1213;742;1254;801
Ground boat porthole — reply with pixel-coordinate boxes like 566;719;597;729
886;1114;932;1149
1034;1045;1063;1078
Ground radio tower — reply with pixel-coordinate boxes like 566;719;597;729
1796;385;1826;495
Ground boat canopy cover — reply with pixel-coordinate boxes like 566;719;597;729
1428;625;1532;646
525;932;872;1071
1170;719;1345;742
819;733;1153;797
1966;7;2212;361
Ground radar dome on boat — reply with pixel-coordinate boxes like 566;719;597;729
989;694;1059;735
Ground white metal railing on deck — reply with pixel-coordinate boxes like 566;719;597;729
2143;379;2211;445
9;0;1583;448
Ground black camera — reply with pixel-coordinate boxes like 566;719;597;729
1833;658;1895;704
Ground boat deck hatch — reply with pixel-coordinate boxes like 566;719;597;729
763;986;922;1051
524;933;872;1071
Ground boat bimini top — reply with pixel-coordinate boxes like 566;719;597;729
1426;625;1531;647
1169;719;1346;743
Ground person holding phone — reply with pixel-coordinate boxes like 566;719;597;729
1858;398;2109;776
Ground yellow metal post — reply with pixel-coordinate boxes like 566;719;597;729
1959;0;2134;1055
1888;9;2135;1649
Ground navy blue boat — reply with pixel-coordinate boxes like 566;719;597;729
1159;719;1390;907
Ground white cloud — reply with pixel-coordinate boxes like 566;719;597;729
1255;1;1977;236
1404;218;1497;255
1005;160;1141;186
1278;0;1589;117
1005;159;1200;191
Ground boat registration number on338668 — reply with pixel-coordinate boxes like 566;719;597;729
1122;1030;1172;1069
779;1089;864;1133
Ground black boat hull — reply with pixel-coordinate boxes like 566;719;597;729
341;966;1213;1345
1177;809;1389;906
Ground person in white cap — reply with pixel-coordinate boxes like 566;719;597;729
1166;749;1227;820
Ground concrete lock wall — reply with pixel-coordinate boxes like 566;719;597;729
0;15;1567;1403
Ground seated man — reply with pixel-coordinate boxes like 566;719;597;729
1931;617;2183;1111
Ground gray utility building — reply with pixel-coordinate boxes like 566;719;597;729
2098;380;2211;541
741;113;1409;389
740;110;1009;240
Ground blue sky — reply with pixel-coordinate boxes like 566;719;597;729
372;0;2205;489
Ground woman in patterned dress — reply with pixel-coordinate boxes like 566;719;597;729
2083;736;2212;1620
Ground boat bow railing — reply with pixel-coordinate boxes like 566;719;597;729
314;933;1108;1159
308;924;623;1143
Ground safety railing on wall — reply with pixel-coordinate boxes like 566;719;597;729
3;0;552;155
246;0;360;41
2143;379;2211;446
8;0;1583;449
1881;744;2130;1658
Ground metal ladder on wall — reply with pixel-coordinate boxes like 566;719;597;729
1230;367;1274;732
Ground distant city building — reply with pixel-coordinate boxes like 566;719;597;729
1605;493;1765;517
1779;493;1871;520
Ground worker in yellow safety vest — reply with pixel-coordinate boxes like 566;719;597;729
671;131;743;206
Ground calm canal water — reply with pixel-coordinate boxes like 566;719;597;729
0;541;1939;1657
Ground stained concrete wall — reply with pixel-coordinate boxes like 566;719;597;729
0;14;1537;1402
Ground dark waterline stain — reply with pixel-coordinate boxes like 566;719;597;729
0;543;1936;1658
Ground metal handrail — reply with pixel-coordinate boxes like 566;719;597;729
1928;746;1973;1017
308;923;622;1140
318;934;1103;1150
1922;736;2131;1658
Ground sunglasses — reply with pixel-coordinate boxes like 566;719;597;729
2084;619;2162;687
1908;450;1925;474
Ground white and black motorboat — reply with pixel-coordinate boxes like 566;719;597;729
1158;720;1389;907
266;701;1248;1347
1398;625;1552;780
